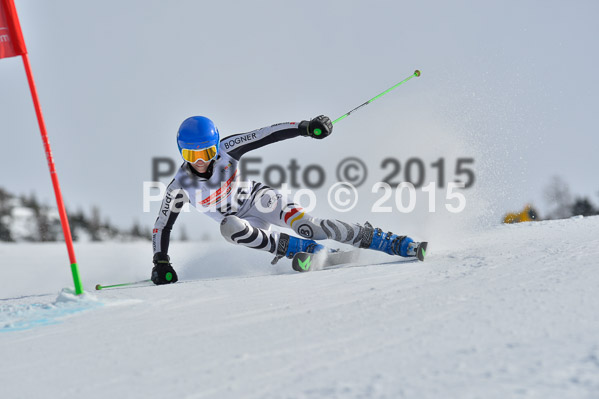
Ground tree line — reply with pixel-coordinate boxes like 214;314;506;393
0;187;151;242
543;176;599;219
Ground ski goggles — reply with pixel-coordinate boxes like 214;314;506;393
181;145;218;163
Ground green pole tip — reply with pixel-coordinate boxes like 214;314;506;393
165;272;173;282
313;128;322;136
95;284;102;290
414;70;421;77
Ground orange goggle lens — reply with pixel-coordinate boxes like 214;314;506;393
181;146;218;163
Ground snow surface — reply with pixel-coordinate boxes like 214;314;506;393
1;216;599;399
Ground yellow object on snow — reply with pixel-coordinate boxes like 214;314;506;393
503;205;539;224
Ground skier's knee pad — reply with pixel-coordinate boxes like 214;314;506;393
220;215;251;243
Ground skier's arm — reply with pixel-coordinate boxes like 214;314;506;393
152;179;189;257
224;115;333;160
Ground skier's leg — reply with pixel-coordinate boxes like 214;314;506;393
219;214;326;262
292;215;422;258
236;184;425;260
241;187;357;243
234;184;332;260
244;187;366;252
273;203;422;258
219;215;277;254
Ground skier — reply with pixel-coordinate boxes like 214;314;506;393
151;115;427;285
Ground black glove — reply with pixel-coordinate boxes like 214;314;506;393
299;115;333;139
151;253;178;285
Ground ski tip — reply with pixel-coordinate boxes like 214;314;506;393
417;242;428;261
292;252;313;272
95;284;102;291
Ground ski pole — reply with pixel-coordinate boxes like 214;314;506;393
95;279;152;290
313;70;421;136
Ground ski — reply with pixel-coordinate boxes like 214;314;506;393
291;242;428;273
416;242;428;261
291;250;359;272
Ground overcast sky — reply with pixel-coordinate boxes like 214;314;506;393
1;0;598;241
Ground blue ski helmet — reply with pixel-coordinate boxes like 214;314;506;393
177;116;220;161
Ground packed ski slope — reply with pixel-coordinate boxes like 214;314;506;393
1;216;598;399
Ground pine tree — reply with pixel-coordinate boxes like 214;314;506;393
544;176;573;219
35;206;52;242
571;197;598;217
0;188;14;242
89;206;102;241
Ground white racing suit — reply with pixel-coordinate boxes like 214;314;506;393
153;122;370;259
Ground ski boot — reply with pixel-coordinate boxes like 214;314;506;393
360;222;427;261
271;233;333;271
272;233;327;260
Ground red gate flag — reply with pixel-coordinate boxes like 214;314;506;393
0;0;27;59
1;0;84;294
